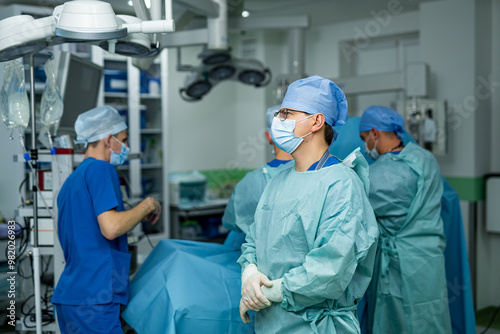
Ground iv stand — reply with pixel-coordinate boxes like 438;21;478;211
29;54;43;334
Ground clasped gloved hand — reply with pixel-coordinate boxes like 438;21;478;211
261;278;283;303
240;264;272;322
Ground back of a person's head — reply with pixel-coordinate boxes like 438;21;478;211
266;105;280;132
359;105;405;138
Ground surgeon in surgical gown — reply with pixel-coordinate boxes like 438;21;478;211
122;106;292;334
238;76;379;333
331;116;475;334
359;105;452;334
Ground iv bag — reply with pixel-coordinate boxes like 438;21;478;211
0;60;30;129
40;59;63;131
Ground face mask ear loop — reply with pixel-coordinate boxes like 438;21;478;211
296;114;315;139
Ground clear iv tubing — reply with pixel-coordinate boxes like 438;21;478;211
47;130;63;234
19;130;54;219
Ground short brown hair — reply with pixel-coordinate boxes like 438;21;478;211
324;124;334;146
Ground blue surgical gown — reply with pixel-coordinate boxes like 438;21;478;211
52;157;130;306
238;150;379;333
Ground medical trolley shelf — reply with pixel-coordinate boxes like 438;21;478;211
170;199;229;242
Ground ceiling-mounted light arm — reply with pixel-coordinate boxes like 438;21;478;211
123;20;175;34
176;47;196;72
207;0;227;50
175;0;219;18
132;0;151;21
127;0;175;33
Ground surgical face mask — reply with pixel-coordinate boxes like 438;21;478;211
363;132;380;160
109;136;130;166
271;114;313;154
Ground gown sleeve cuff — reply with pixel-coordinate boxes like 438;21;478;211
241;264;259;283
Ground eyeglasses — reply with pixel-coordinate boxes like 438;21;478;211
274;109;292;121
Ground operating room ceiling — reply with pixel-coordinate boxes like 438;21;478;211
0;0;441;27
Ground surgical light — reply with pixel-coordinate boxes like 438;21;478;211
209;64;235;80
239;70;265;84
178;56;271;101
242;11;250;18
235;58;272;86
0;0;176;63
53;1;128;41
200;49;231;65
0;16;55;62
179;69;212;101
99;15;159;58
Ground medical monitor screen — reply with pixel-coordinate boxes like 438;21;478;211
56;51;103;131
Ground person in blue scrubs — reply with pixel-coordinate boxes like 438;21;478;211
359;106;451;334
238;76;379;333
51;106;161;334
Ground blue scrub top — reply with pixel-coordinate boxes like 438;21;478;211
308;155;340;171
267;159;291;168
52;157;131;306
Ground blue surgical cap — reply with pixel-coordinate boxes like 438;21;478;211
359;105;405;138
266;105;280;131
281;75;348;126
75;105;127;146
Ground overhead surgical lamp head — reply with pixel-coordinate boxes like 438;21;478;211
199;49;231;66
99;15;159;58
178;54;272;102
53;1;127;41
235;58;272;87
0;16;56;62
179;68;212;101
0;0;175;63
208;63;235;80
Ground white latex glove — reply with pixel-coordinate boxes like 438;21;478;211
239;298;251;323
241;264;272;311
261;278;284;303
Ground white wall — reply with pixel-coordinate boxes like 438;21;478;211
165;29;282;172
305;10;420;80
420;1;477;177
233;31;268;170
419;0;499;310
166;45;238;172
304;10;420;119
296;0;500;310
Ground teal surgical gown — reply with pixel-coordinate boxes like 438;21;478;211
366;142;452;334
222;159;294;235
238;149;379;333
122;159;293;334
